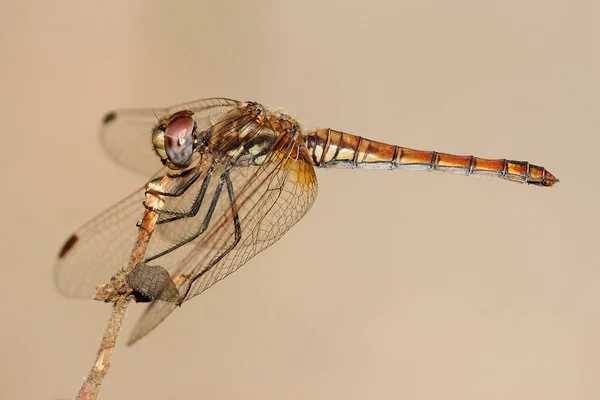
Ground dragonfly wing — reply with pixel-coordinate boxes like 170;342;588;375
127;137;318;344
54;185;148;299
100;98;240;176
52;163;203;299
54;98;248;299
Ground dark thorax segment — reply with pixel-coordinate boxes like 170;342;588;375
204;102;280;167
208;103;301;168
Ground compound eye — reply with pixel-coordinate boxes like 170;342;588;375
164;112;195;168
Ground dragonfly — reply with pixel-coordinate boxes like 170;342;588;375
54;97;558;345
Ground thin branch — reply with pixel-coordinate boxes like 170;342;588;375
75;179;167;400
75;296;130;400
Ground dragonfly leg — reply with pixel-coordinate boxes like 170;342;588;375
151;170;215;224
134;170;208;229
144;170;226;262
145;168;202;198
182;171;242;300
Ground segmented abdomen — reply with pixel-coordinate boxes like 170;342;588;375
305;129;558;187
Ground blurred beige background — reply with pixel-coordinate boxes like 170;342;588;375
2;1;598;399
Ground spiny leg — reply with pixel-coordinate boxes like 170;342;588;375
146;168;203;198
144;168;228;263
136;169;207;228
181;171;242;300
154;170;215;224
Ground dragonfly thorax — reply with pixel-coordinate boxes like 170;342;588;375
219;130;277;166
200;103;300;167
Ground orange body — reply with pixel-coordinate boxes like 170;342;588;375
306;128;558;186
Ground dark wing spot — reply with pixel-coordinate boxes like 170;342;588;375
103;111;116;124
58;234;78;259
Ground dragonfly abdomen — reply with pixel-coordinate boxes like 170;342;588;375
306;129;558;186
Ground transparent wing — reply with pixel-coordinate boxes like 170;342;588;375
57;100;318;344
53;184;149;299
100;97;240;176
52;159;223;300
54;99;250;299
127;136;318;344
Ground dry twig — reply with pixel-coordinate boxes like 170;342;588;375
75;181;166;400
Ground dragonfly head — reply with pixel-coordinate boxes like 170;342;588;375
152;110;196;170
